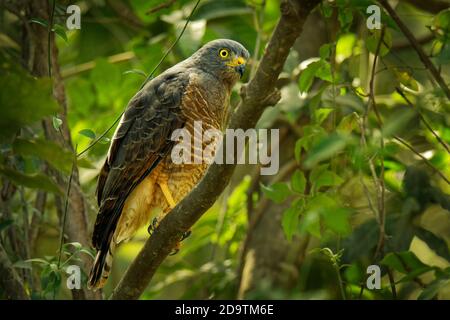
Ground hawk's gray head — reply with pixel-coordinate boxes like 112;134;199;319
191;39;250;84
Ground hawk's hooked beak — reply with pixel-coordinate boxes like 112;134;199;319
227;56;246;78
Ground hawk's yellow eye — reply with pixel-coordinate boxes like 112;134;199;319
219;49;229;58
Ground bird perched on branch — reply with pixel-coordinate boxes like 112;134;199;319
88;39;249;289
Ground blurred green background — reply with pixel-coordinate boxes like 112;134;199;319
0;0;449;300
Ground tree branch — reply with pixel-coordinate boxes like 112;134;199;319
379;0;450;100
110;0;321;300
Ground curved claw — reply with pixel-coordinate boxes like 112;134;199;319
147;217;159;236
180;230;191;242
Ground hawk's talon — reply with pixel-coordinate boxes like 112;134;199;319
170;248;180;256
147;217;159;236
180;230;191;242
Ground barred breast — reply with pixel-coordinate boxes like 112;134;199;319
152;72;230;214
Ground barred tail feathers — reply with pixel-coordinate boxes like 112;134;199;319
87;242;115;290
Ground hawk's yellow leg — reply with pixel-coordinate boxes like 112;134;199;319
158;182;176;209
148;181;191;255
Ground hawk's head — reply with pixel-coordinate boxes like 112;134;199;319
193;39;250;84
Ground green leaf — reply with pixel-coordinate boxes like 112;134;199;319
315;60;333;82
52;116;62;131
310;164;329;183
63;242;83;251
338;7;353;30
13;260;33;269
13;138;74;174
30;18;48;28
345;264;365;284
315;170;344;190
300;210;321;238
321;2;333;18
382;108;416;138
192;0;252;20
336;33;357;63
291;170;307;194
337;113;357;133
78;129;96;140
282;199;304;241
294;139;304;163
305;194;351;236
418;277;450;300
123;69;147;78
90;59;122;106
52;24;68;43
322;207;351;235
304;133;349;169
299;60;321;93
381;251;430;274
415;227;450;261
261;182;291;203
313;108;333;125
366;29;392;57
0;166;62;195
25;258;50;265
395;70;419;91
319;43;332;59
0;219;14;233
0;61;59;140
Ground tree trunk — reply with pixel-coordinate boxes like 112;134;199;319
23;0;101;300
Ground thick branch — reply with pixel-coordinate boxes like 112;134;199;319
379;0;450;100
110;0;321;300
0;243;29;300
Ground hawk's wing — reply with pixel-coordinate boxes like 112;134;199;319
92;71;189;250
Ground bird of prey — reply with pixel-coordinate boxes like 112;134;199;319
88;39;249;289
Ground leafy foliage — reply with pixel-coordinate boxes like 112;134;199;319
0;0;449;300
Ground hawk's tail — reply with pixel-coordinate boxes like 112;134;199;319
88;242;115;290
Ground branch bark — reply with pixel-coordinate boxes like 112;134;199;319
110;0;321;300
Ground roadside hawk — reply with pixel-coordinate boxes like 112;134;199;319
88;39;249;289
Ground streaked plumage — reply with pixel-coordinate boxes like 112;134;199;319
88;39;249;289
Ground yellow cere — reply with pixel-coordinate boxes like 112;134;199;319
226;56;246;67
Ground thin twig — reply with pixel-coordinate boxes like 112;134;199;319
47;0;56;77
61;51;135;78
395;87;450;154
54;145;77;299
379;0;450;100
368;26;386;261
146;0;176;15
387;268;397;299
141;0;202;87
394;136;450;184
